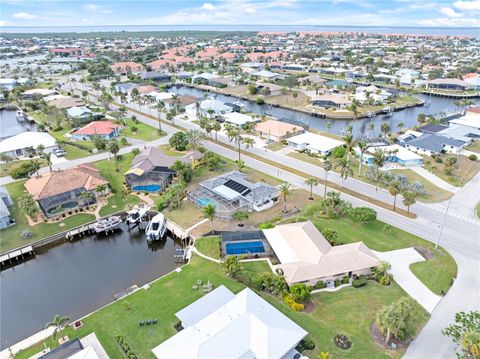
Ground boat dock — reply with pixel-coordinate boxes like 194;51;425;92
166;219;190;240
0;246;35;267
65;224;96;239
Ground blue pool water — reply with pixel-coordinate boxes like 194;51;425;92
197;197;217;207
226;241;265;255
132;184;161;192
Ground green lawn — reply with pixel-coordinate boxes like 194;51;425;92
476;203;480;220
0;159;47;178
0;181;95;252
410;247;458;295
195;235;221;259
99;194;141;217
264;141;287;151
120;119;163;142
15;255;425;359
94;153;135;193
466;140;480;154
158;144;185;157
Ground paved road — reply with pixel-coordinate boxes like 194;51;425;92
50;83;479;358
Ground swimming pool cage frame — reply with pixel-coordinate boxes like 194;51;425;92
186;188;250;220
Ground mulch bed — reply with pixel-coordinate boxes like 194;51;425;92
370;323;411;350
334;334;352;350
302;299;316;313
414;247;434;261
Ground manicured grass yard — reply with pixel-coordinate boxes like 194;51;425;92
98;194;141;217
264;141;287;151
0;159;47;178
0;181;95;252
158;144;185;157
195;235;221;259
410;247;458;295
466;140;480;154
120;119;162;142
15;255;425;359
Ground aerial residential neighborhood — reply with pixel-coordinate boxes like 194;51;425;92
0;1;479;359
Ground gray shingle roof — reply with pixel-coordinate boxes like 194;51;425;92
405;134;466;152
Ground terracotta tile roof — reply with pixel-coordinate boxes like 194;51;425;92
72;121;120;136
25;164;108;200
255;120;303;138
110;62;144;73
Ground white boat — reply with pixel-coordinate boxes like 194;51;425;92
126;204;150;225
146;213;167;241
16;110;25;121
365;111;376;118
93;216;122;233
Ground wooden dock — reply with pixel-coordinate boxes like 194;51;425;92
166;220;190;240
0;246;35;267
65;224;96;239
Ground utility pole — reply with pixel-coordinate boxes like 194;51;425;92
435;200;451;249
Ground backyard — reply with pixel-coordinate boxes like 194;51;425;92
119;118;162;142
15;254;426;359
424;154;480;187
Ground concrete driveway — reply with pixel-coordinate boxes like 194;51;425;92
374;248;442;313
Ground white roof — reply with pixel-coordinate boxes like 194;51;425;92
288;132;343;152
67;106;92;117
22;88;56;96
151;91;174;101
361;144;423;162
68;346;100;359
152;286;307;359
263;221;380;284
213;184;241;200
450;114;480;130
0;132;57;153
222;112;256;126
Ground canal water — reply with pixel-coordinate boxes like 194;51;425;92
0;110;36;140
168;86;477;137
0;225;182;349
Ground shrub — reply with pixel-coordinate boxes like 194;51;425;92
349;207;377;224
334;279;341;287
314;280;326;289
289;283;312;304
169;132;188;151
255;97;265;105
469;154;478;161
296;337;315;352
259;222;275;229
342;275;350;284
379;274;391;286
283;294;304;311
435;157;443;163
352;277;367;288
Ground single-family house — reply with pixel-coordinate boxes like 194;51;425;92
255;82;284;96
311;94;352;109
115;82;138;94
251;70;285;81
152;285;308;359
67;106;93;121
125;147;202;193
254;120;304;142
163;95;197;111
186;99;233;119
24;164;109;217
263;221;380;285
427;78;471;91
0;186;15;229
222;112;257;128
403;134;467;156
187;171;279;220
138;72;172;82
37;333;108;359
46;95;85;109
356;144;423;167
71;121;121;140
287;132;343;155
22;88;57;99
110;62;145;75
0;132;58;159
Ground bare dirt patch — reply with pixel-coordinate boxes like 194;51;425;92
302;299;316;313
370;322;411;350
414;247;434;260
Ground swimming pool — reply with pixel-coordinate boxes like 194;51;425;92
225;241;265;255
326;79;348;87
197;197;217;207
132;184;161;192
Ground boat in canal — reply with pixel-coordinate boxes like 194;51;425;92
16;110;26;121
146;213;167;242
93;216;122;233
126;204;150;225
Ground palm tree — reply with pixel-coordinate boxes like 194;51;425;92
79;191;95;206
232;210;250;227
203;204;216;232
235;159;245;171
388;181;401;210
380;122;391;138
212;121;221;141
367;165;384;201
108;141;120;160
154;100;165;132
322;158;333;197
242;137;254;152
186;129;204;151
279;182;291;213
45;314;70;340
461;330;480;358
335;157;353;187
356;141;370;176
29;159;41;177
42;151;53;172
305;178;318;200
342;133;355;160
402;190;416;214
377;260;391;277
171;94;180;113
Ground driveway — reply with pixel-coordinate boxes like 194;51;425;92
374;248;442;313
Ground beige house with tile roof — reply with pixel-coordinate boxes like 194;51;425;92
263;221;380;285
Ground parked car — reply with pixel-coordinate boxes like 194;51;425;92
53;148;65;157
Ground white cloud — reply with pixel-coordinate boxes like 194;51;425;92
419;16;480;26
0;20;6;26
202;3;216;10
12;12;38;19
453;0;480;11
244;6;256;13
82;3;112;14
440;6;463;17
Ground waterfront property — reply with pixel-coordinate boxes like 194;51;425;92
187;171;279;220
71;121;121;141
0;186;15;229
427;78;472;91
221;230;272;257
222;112;257;128
45;95;85;110
24;164;109;217
125;146;202;193
310;94;352;109
67;106;93;121
110;61;145;75
263;221;380;285
254;120;304;142
0;132;58;159
151;285;308;359
287;132;343;155
38;333;108;359
186;99;233;119
403;133;467;156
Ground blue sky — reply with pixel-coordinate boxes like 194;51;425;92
1;0;479;27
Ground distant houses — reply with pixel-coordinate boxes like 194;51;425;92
356;144;424;167
311;94;352;109
71;121;121;141
67;106;93;121
254;120;304;142
287;132;344;156
0;186;15;230
110;62;145;75
24;164;109;218
427;78;471;91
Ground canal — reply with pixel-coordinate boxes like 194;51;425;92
0;110;37;140
0;225;182;349
168;86;477;137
